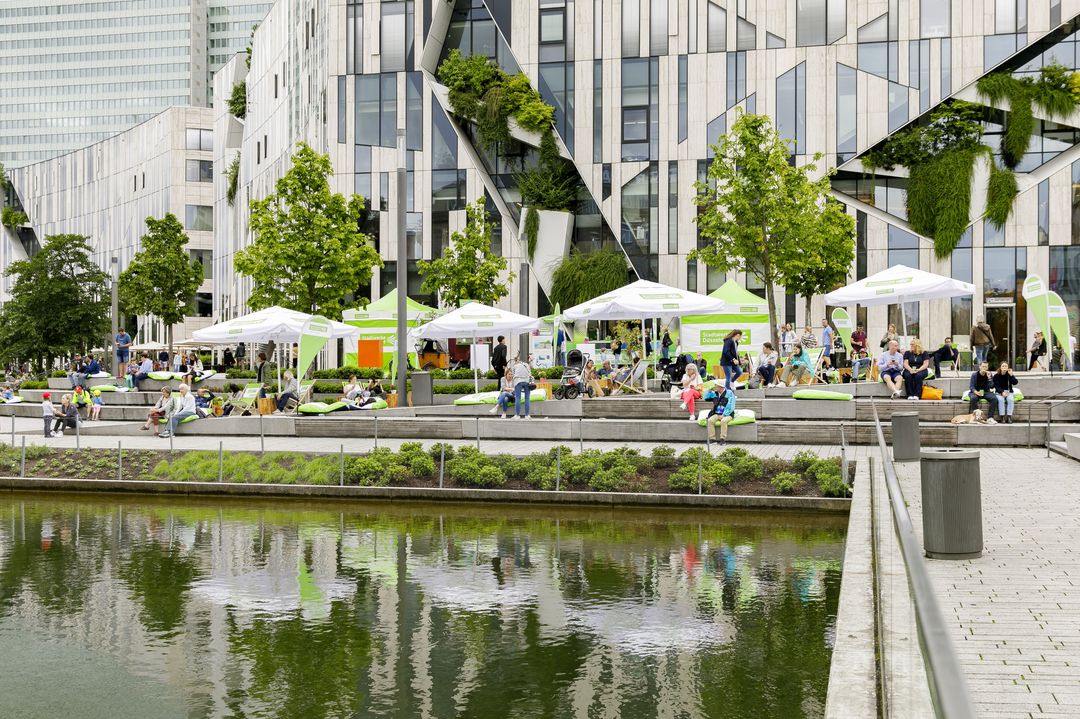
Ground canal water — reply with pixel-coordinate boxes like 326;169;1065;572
0;493;845;719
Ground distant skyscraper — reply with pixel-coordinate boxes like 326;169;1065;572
0;0;270;168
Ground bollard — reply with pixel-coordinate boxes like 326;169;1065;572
117;441;122;481
555;445;561;492
260;412;265;455
891;411;921;462
438;445;445;488
920;449;983;559
75;417;80;450
697;448;704;495
476;416;481;451
19;437;25;477
10;410;14;446
579;418;584;453
169;427;174;453
339;444;345;486
705;422;710;452
218;441;224;482
373;415;378;449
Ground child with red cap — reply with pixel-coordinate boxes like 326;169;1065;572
41;392;54;438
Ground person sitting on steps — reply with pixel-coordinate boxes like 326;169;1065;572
967;361;998;424
878;340;905;398
992;361;1019;423
705;385;737;446
902;338;930;400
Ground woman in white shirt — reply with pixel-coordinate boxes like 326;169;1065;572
679;363;704;420
756;342;779;387
342;374;362;401
780;324;796;356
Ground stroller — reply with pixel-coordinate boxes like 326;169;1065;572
553;349;590;399
658;353;693;392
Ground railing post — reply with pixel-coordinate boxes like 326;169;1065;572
438;445;445;488
697;447;703;496
579;417;584;453
10;408;14;446
19;436;25;478
373;415;378;449
555;445;561;492
75;415;80;450
339;443;345;486
476;416;480;451
218;441;224;482
117;440;122;481
260;411;265;455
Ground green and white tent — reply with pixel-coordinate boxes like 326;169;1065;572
681;280;770;365
341;289;439;368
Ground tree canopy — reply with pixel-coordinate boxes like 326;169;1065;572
236;143;381;319
693;113;855;348
118;213;204;348
0;234;110;366
418;197;514;308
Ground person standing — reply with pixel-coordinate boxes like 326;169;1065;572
255;352;269;384
970;318;996;365
115;328;132;378
780;324;797;356
223;347;235;370
992;361;1019;423
661;327;673;360
820;319;834;366
161;383;196;438
491;335;508;378
511;355;534;419
720;330;742;390
643;329;653;359
880;323;899;350
1027;331;1047;371
41;392;55;438
800;325;818;349
902;338;930;400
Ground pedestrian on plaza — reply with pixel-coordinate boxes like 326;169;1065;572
800;325;818;349
780;324;797;356
661;326;673;360
902;338;930;399
969;318;996;365
90;390;103;421
158;348;170;369
880;323;899;350
992;361;1019;423
161;383;196;438
720;329;742;390
511;354;534;419
1027;331;1047;371
40;392;55;438
223;347;235;369
115;327;132;378
820;318;834;365
492;335;508;378
51;394;78;437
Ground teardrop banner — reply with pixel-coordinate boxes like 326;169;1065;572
830;307;853;353
298;315;334;379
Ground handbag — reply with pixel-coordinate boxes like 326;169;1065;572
921;385;943;401
528;382;537;391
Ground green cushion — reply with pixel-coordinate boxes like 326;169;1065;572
147;371;174;380
696;408;755;426
191;370;215;382
365;398;389;410
963;390;1023;402
158;414;199;424
90;384;120;392
3;397;23;404
87;371;112;379
454;388;546;405
792;389;853;401
299;401;348;414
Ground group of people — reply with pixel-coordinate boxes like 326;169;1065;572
40;387;105;437
965;360;1020;423
138;384;201;438
491;339;538;419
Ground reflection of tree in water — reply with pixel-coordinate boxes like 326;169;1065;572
0;510;96;617
117;541;203;639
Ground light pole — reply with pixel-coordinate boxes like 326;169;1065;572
396;128;408;402
110;256;119;374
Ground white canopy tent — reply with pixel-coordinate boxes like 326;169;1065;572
824;265;976;339
192;306;359;387
561;279;728;384
409;302;541;393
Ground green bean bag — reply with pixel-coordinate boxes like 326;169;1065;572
696;408;756;426
87;371;112;379
298;398;388;414
3;397;23;404
90;384;123;392
158;415;200;424
962;390;1023;402
792;389;853;401
147;371;174;380
454;388;546;405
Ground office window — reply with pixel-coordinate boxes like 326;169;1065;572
185;159;213;183
984;34;1019;70
185;128;212;151
668;161;679;254
431;169;466;211
726;52;746;108
337;76;347;144
1072;160;1080;244
539;7;566;62
431;103;457;170
1049;247;1080;365
856;211;867;279
622;0;639;57
951;229;973;338
356;74;397;147
381;2;407;72
888;82;908;132
540;61;575;152
909;40;931;111
706;113;726;158
941;39;952;96
837;63;857;162
593;60;603;162
1039;178;1050;246
995;0;1026;34
678;56;688;143
736;18;755;50
355;145;372;201
406;72;423;151
650;0;668;55
707;2;726;52
1052;0;1062;26
797;0;845;46
776;62;806;155
190;249;213;281
184;205;213;232
346;4;362;74
621;58;658;161
888;225;921;336
921;0;950;38
767;32;786;49
195;293;213;318
984;247;1026;300
688;0;698;53
622;163;659;257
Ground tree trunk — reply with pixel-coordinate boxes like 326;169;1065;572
760;234;780;350
167;324;173;367
803;297;813;330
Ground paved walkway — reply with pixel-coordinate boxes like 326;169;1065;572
896;450;1080;719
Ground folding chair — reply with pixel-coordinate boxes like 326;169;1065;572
610;361;648;395
228;383;262;415
284;380;315;413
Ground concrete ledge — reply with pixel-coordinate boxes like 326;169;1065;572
761;398;856;420
76;415;296;436
0;475;851;511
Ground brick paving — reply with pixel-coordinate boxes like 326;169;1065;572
895;449;1080;719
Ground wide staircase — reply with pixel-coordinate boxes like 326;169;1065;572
11;374;1080;452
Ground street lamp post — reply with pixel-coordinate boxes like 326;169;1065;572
110;256;119;374
396;129;408;402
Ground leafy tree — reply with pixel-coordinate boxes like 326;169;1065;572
236;143;381;319
0;234;110;366
1;207;27;229
228;81;247;119
779;200;856;326
418;198;514;307
693;113;854;349
118;213;204;350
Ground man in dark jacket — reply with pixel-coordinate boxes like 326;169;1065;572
492;336;508;378
970;319;996;365
968;361;997;421
931;337;960;376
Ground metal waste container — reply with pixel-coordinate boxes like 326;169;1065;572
920;449;983;560
411;372;433;406
891;411;921;462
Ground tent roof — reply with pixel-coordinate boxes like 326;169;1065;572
191;306;358;344
708;279;768;309
409;302;540;341
562;279;727;320
823;265;975;307
348;289;439;319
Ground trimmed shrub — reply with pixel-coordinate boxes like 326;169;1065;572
729;455;764;482
791;450;818;473
668;465;700;491
589;462;641;492
650;445;678;469
704;461;734;487
762;456;789;478
771;471;804;495
429;442;455;461
810;458;849;497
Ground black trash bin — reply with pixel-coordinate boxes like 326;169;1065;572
411;372;433;406
891;411;921;462
920;449;983;560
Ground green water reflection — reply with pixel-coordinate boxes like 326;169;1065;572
0;493;845;719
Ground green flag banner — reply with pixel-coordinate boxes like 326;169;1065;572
1022;275;1052;353
831;307;853;353
1048;291;1072;369
297;315;333;380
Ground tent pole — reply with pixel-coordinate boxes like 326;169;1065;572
641;318;647;391
900;303;908;341
473;332;479;395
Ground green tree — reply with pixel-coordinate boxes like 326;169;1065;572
779;200;856;326
0;234;110;366
118;213;204;351
693;113;854;348
418;198;514;307
228;81;247;119
236;143;381;319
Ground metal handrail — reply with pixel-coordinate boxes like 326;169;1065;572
870;399;977;719
1024;382;1080;451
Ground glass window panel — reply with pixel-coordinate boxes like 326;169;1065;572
622;108;648;142
837;63;857;159
858;42;888;78
381;3;406;72
650;0;668;55
356;75;380;146
1072;160;1080;245
888;82;908;132
185;128;200;150
668;161;679;254
677;55;688;143
687;0;697;53
184;205;213;232
431;103;457;170
984;34;1017;70
380;73;397;148
707;2;726;52
540;8;564;43
766;32;786;49
796;0;825;47
858;14;888;42
827;0;846;43
337;76;347;144
921;0;949;38
406;71;423;151
1039;178;1050;246
594;60;604;161
941;38;952;96
706;113;726;158
777;65;797;153
736;18;755;50
622;0;640;57
995;0;1016;34
347;4;362;74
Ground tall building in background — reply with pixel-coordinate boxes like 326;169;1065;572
0;0;269;168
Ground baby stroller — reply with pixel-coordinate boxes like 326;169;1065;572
658;353;693;392
554;349;589;399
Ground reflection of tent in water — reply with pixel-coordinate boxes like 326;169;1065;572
339;530;400;584
571;600;733;656
406;537;547;613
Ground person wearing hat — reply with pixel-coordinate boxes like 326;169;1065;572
72;385;92;421
90;389;104;421
41;392;55;438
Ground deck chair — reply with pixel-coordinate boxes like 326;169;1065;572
284;380;315;413
611;361;648;395
229;383;263;415
802;347;825;385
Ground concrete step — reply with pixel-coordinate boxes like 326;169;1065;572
1065;433;1080;460
20;389;163;406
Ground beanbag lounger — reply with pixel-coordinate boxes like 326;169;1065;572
147;371;174;381
962;390;1023;402
696;408;756;426
298;401;348;414
158;415;199;424
90;384;124;392
454;389;546;405
792;389;853;401
2;397;23;404
87;371;112;379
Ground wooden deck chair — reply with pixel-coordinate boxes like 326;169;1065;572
804;347;826;385
229;383;263;414
285;380;315;413
611;361;648;395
